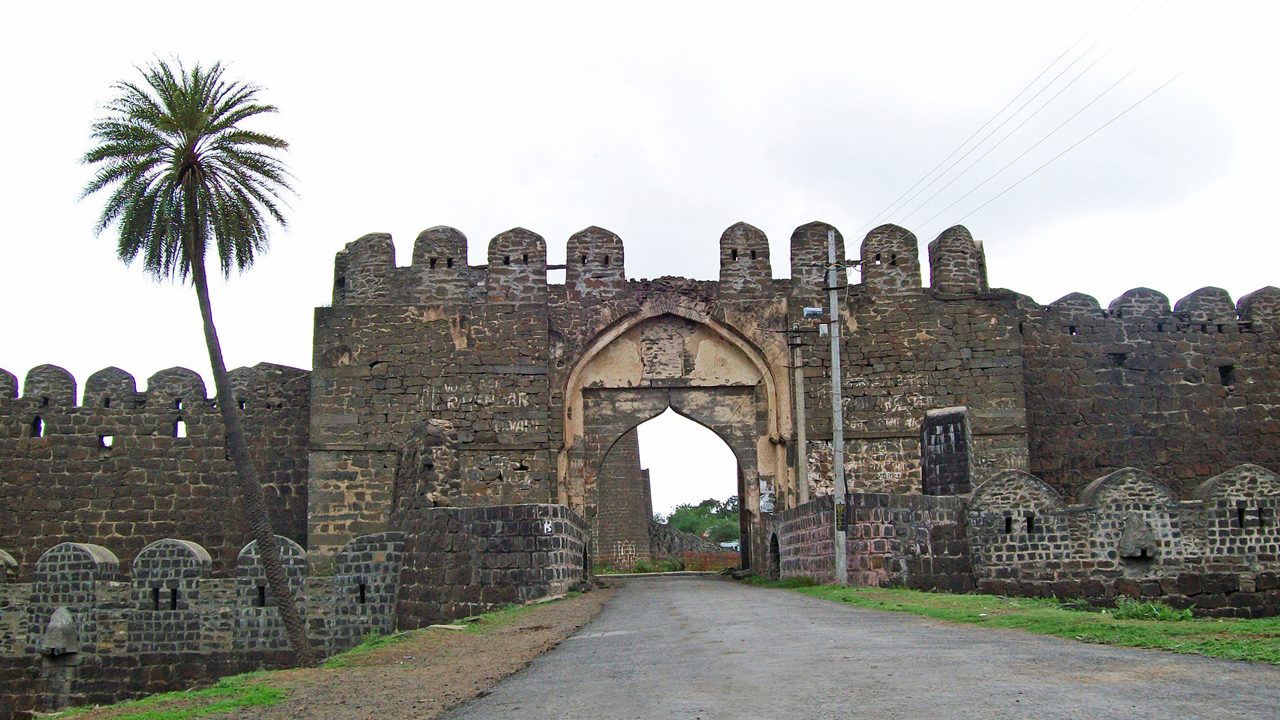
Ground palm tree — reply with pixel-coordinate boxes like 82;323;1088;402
82;60;316;666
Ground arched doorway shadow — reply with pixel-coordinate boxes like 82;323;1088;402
595;403;746;569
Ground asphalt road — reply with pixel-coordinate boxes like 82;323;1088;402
446;575;1280;720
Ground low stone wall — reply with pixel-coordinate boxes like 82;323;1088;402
770;465;1280;619
967;465;1280;617
0;533;406;718
395;504;589;630
771;495;836;583
648;520;724;557
846;493;972;592
0;651;293;720
770;493;970;589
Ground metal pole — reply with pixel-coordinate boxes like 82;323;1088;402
828;229;848;586
791;334;810;506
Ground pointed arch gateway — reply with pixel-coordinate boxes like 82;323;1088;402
557;300;792;570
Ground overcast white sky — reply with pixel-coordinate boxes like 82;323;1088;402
2;1;1277;514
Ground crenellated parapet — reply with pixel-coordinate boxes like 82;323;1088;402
860;223;921;294
567;225;627;302
0;363;311;581
411;226;471;303
334;232;396;304
928;225;988;295
1238;286;1280;325
0;531;414;706
1;368;17;401
1040;285;1280;329
718;221;771;297
486;227;548;304
789;220;843;297
1108;287;1169;319
23;364;76;408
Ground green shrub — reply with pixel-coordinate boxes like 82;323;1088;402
631;558;656;573
656;557;686;572
1109;597;1193;621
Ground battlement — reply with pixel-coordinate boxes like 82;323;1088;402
323;220;1001;308
1040;285;1280;330
0;362;308;413
0;363;311;583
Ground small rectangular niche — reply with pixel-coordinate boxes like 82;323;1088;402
99;435;114;449
1004;516;1013;534
1108;353;1127;368
256;585;268;607
174;399;184;410
358;582;368;604
1218;365;1236;387
174;419;188;438
1025;514;1037;535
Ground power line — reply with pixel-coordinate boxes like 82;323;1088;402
901;45;1118;226
916;61;1143;228
853;0;1133;237
897;0;1166;228
887;1;1150;228
949;3;1268;229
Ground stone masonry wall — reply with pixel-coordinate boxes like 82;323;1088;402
395;504;588;630
311;229;554;562
771;495;836;584
967;464;1280;617
791;224;1029;499
1023;286;1280;500
0;530;406;718
0;363;309;581
595;430;652;567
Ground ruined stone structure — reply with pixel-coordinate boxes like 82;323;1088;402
3;219;1279;716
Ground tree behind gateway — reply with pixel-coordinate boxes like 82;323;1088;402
81;59;316;666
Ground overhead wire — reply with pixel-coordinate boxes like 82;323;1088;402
946;2;1268;230
887;0;1156;229
853;0;1134;237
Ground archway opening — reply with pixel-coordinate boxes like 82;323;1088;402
594;408;743;572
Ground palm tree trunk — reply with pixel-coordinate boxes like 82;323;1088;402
188;244;318;667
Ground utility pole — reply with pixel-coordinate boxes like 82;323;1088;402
789;327;810;505
827;229;848;587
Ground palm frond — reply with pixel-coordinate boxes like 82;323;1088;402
82;58;293;282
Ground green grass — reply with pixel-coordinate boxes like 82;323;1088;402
50;672;284;720
321;629;415;669
747;579;1280;664
463;591;579;634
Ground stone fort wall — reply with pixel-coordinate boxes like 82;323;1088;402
6;220;1278;570
0;504;588;718
0;363;310;582
2;217;1279;714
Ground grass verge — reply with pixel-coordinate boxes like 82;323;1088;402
50;672;283;720
747;579;1280;664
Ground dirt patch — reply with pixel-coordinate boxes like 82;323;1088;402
65;588;613;720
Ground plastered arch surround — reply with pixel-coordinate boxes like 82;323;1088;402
557;302;792;519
